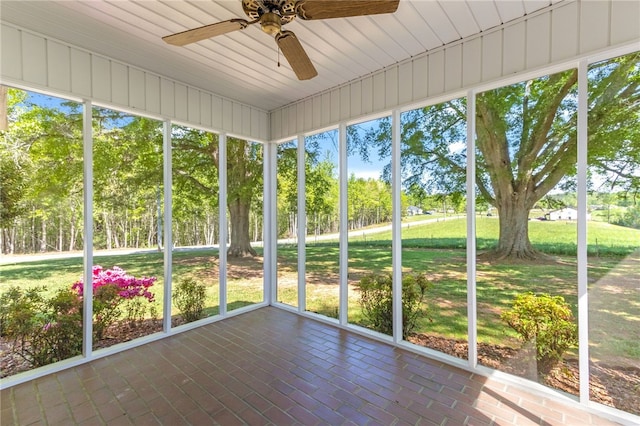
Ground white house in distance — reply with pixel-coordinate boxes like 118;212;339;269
545;208;592;221
407;205;423;216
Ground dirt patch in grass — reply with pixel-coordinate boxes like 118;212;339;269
408;333;640;416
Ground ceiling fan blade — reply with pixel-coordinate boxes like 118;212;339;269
163;19;250;46
296;0;400;20
276;31;318;80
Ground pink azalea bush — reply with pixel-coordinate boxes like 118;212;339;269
71;265;156;302
71;265;156;339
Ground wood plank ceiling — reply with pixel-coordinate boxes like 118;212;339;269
0;0;561;111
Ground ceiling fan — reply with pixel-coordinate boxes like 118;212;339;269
162;0;401;80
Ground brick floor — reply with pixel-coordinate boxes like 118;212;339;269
0;307;625;425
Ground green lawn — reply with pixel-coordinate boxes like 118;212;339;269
2;219;638;363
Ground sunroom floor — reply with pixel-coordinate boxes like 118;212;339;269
0;306;621;425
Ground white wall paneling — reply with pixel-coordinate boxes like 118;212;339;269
350;81;362;118
232;102;242;134
428;50;445;96
444;44;462;92
312;96;322;129
111;62;129;106
92;56;111;102
199;92;212;128
361;76;373;115
398;62;413;105
462;38;482;87
551;1;578;62
373;72;386;111
70;50;91;97
330;90;340;124
174;83;188;121
1;25;22;79
580;1;610;54
145;73;161;115
187;87;200;123
129;68;145;110
503;24;526;76
610;0;640;45
22;32;47;86
0;22;269;142
304;98;313;132
412;56;429;101
525;13;551;69
481;30;503;82
321;92;331;127
47;41;71;92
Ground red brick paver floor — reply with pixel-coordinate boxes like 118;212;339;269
0;307;623;425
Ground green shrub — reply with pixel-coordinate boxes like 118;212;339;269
0;286;45;339
92;283;122;339
356;272;432;338
0;286;82;367
173;277;207;323
501;292;578;371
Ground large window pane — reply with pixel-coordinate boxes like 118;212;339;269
276;140;298;307
0;88;84;375
170;125;220;323
226;138;263;311
475;70;580;394
587;51;640;416
92;107;164;348
400;99;468;354
346;118;393;334
304;131;339;318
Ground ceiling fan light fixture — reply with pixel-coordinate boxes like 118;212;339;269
260;12;282;36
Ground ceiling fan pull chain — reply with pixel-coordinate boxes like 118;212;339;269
277;44;281;68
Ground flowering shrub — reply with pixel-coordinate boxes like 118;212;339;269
71;265;156;338
0;286;82;368
72;265;156;302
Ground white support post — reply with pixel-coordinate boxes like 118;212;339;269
466;90;478;369
264;141;276;305
391;109;402;344
219;133;228;316
82;100;93;357
339;123;348;326
162;120;173;332
297;135;306;312
577;59;590;403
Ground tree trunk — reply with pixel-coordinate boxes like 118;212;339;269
58;214;64;251
104;212;112;250
490;195;539;260
227;198;257;257
40;219;47;252
0;85;8;131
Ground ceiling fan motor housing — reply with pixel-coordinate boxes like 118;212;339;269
242;0;297;25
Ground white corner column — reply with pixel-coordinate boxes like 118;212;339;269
466;90;478;369
218;133;228;316
162;120;173;332
339;123;348;326
82;99;94;357
297;134;307;311
577;59;590;403
391;108;403;343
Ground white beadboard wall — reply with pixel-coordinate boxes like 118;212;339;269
270;0;640;141
0;23;269;142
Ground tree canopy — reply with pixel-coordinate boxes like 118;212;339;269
355;51;640;260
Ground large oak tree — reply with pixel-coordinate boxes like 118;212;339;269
360;52;640;260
